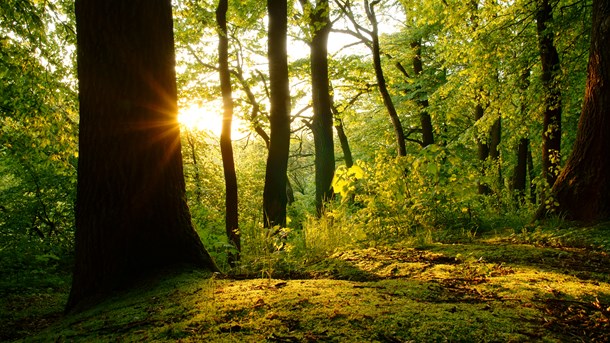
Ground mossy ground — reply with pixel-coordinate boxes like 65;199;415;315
2;225;610;342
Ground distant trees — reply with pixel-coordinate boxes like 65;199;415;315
67;0;217;312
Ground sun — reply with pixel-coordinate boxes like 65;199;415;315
178;103;222;135
178;102;248;139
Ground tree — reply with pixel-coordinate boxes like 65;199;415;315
410;39;434;147
542;0;609;222
263;0;291;228
336;0;407;157
67;0;218;312
299;0;336;216
217;0;240;267
536;0;562;187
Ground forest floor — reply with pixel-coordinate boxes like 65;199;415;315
2;224;610;342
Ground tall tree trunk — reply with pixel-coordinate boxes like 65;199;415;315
410;40;434;147
68;0;218;312
489;114;502;187
512;68;531;204
474;102;491;195
542;0;610;222
263;0;291;228
301;0;335;216
217;0;240;266
365;0;407;157
536;0;562;187
512;138;529;203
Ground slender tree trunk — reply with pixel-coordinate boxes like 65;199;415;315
185;131;203;203
335;117;354;168
263;0;291;228
217;0;240;266
474;102;491;195
489;114;502;187
527;147;537;204
365;0;407;157
301;0;335;216
536;0;562;187
410;40;434;147
68;0;218;312
512;68;531;204
330;85;355;168
541;0;610;222
512;138;529;203
232;66;271;148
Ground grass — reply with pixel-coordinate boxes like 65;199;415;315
2;222;610;342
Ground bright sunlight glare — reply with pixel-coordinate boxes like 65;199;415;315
178;102;247;140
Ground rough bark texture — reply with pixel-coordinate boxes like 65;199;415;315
365;0;407;157
263;0;291;228
217;0;240;266
536;0;562;187
547;0;610;222
410;40;434;147
68;0;218;312
302;0;335;216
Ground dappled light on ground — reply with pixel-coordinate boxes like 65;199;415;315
6;231;608;342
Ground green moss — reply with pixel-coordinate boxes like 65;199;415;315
9;227;610;342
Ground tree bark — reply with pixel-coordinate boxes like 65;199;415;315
489;114;502;187
474;102;491;195
301;0;335;216
335;117;354;168
263;0;291;228
410;40;434;147
365;0;407;157
536;0;562;187
67;0;218;312
512;68;531;204
543;0;610;222
217;0;240;266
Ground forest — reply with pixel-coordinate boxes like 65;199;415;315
1;0;609;341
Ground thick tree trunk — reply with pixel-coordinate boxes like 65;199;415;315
365;0;407;157
536;0;562;187
263;0;291;228
410;40;434;147
217;0;240;266
68;0;218;312
544;0;610;222
302;0;335;216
